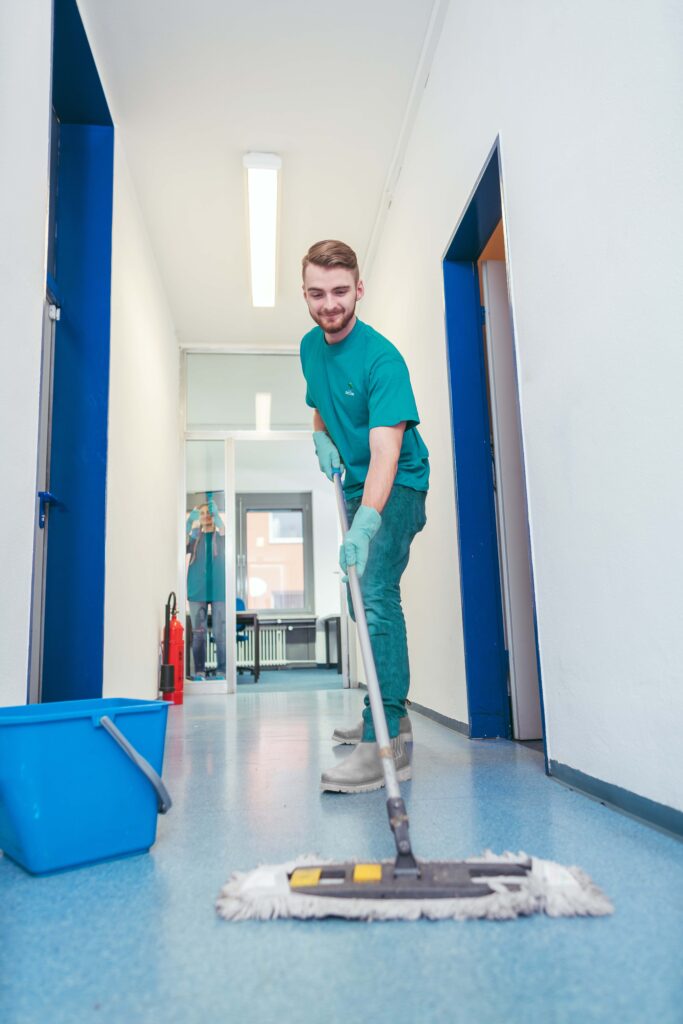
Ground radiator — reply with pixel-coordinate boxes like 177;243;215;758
236;626;287;668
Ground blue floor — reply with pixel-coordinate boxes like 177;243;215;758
237;667;344;692
2;686;682;1024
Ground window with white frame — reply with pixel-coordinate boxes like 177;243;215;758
236;493;314;614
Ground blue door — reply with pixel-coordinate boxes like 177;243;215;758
36;0;114;702
443;260;511;738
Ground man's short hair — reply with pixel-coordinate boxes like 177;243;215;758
302;240;359;282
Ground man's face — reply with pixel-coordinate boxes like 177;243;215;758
198;504;214;531
302;265;364;336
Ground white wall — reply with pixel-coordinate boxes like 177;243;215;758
364;0;683;810
101;140;180;699
0;1;52;706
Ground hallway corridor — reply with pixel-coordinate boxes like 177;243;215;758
1;689;681;1023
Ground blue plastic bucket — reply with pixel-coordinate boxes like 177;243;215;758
0;697;171;875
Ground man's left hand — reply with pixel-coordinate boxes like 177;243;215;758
340;505;382;580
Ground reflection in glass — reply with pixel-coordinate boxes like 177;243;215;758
186;490;226;678
246;510;304;611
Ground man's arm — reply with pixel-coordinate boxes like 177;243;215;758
338;424;404;579
313;409;327;432
361;423;405;513
312;410;341;480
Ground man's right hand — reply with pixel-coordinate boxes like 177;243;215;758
313;431;342;480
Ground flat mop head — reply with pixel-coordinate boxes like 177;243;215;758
216;852;613;922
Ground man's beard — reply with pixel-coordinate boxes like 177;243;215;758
312;302;356;336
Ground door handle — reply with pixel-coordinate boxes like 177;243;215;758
38;491;58;529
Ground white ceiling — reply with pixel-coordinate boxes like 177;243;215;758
79;0;438;348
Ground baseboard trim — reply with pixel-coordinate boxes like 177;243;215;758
359;684;681;838
408;702;469;736
356;689;469;736
549;760;683;840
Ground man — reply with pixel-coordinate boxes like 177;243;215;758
186;498;226;679
299;239;429;793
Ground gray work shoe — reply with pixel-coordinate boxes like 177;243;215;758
332;715;413;745
320;737;411;794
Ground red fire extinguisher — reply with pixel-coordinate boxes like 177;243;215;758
160;592;184;705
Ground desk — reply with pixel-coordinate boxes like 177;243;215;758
237;612;260;682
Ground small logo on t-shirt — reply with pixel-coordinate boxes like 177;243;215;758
345;380;355;397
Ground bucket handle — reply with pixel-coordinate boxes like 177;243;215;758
99;716;173;814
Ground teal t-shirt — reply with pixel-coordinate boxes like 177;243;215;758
186;530;226;603
300;318;430;498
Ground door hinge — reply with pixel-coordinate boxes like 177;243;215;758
48;304;61;322
480;305;486;325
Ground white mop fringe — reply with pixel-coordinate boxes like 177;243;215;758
216;851;614;922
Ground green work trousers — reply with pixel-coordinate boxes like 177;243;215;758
345;484;427;742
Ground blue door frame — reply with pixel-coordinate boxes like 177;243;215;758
39;0;114;702
443;143;525;739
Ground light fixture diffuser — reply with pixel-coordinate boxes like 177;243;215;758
254;392;272;432
243;152;281;307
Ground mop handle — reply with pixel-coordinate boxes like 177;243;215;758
332;470;402;803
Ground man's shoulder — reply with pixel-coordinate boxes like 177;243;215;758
359;321;406;366
300;325;322;355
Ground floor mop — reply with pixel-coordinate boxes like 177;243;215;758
216;470;613;922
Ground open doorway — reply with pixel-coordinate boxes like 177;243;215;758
442;141;545;753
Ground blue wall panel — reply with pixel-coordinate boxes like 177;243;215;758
445;149;501;262
41;124;114;702
443;260;511;737
53;0;112;126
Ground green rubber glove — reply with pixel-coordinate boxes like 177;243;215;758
340;505;382;580
207;499;223;526
313;431;342;480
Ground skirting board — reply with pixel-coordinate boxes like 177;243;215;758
405;701;470;736
184;678;228;696
356;684;469;735
358;684;680;838
550;760;683;840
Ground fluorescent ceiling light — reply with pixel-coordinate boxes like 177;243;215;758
243;152;281;307
254;392;272;432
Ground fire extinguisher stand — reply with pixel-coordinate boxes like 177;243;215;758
160;592;184;705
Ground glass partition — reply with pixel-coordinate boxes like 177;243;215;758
186;353;310;431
